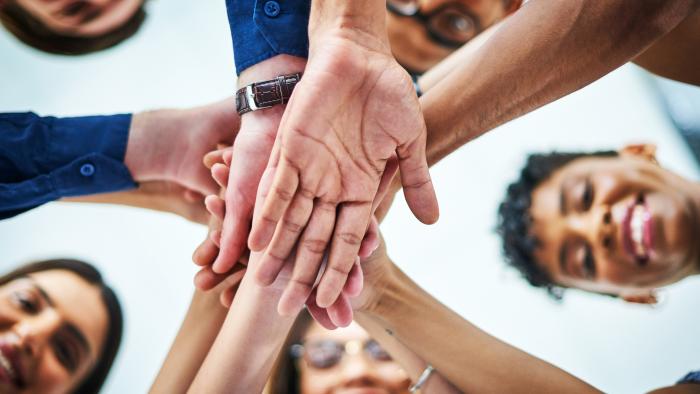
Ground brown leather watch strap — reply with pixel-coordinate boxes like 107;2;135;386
235;73;302;115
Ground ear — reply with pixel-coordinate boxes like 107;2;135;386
621;291;658;305
618;144;658;164
504;0;523;16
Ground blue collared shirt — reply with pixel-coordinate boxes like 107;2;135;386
227;0;310;75
0;112;136;220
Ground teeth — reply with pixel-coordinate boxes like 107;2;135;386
631;204;647;257
0;351;15;381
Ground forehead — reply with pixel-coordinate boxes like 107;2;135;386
28;270;108;364
304;322;369;343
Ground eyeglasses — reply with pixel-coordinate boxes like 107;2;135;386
386;0;482;48
290;338;393;369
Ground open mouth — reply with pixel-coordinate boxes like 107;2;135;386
622;194;653;265
0;340;26;389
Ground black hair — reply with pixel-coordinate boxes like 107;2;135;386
0;258;123;393
0;1;146;56
497;151;617;299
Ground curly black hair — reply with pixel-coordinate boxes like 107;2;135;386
497;151;617;299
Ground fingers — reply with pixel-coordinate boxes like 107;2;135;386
358;218;379;259
343;258;363;298
306;290;337;330
193;238;218;267
316;202;372;308
276;200;336;315
204;195;225;221
397;136;439;224
327;292;353;328
248;159;300;252
371;154;399;214
211;164;229;189
257;190;314;286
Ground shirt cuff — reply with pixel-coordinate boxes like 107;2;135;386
228;0;310;75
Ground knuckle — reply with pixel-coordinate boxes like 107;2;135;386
274;187;295;202
302;238;327;255
281;219;304;234
327;263;351;276
298;187;316;200
404;177;432;190
338;232;362;246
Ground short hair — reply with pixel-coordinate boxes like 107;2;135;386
0;258;123;393
497;151;617;299
0;1;146;56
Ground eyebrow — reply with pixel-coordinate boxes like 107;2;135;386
28;280;92;356
559;182;568;215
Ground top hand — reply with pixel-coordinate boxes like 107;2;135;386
248;14;439;313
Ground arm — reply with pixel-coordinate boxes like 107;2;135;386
150;288;231;394
420;0;698;167
353;244;600;393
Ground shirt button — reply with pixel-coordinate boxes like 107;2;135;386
80;163;95;177
263;1;281;17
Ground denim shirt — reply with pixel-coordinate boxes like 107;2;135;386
0;113;136;220
227;0;310;75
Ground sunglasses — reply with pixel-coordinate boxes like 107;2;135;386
291;338;393;369
386;0;482;49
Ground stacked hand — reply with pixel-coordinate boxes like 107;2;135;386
192;147;387;327
210;27;438;322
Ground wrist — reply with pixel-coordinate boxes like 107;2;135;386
309;0;389;51
124;109;180;182
238;55;306;87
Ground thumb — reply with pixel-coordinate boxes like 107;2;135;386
396;135;439;224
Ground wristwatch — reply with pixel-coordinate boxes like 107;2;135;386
235;73;302;115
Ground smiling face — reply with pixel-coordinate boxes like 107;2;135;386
0;270;108;393
529;147;700;300
11;0;143;37
297;322;410;394
387;0;520;73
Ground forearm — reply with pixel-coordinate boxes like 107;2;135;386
150;289;228;393
354;314;461;393
360;261;600;393
421;0;696;166
189;263;296;393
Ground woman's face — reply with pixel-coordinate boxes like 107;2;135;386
298;322;410;394
387;0;519;73
12;0;143;36
0;269;108;393
529;148;700;300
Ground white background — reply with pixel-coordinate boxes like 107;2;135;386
1;1;699;393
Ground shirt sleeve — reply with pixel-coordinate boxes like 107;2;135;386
0;112;137;220
226;0;310;75
678;370;700;384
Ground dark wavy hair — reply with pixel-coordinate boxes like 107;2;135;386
0;258;123;393
0;1;146;55
497;151;617;299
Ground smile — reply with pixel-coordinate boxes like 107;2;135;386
622;194;653;264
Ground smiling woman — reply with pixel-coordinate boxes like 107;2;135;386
0;259;122;393
0;0;146;55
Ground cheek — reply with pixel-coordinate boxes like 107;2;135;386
33;355;73;394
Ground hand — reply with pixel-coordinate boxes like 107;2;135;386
210;55;307;277
124;98;239;197
194;147;378;328
248;25;439;314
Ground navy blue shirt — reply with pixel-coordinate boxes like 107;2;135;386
227;0;310;75
0;113;136;220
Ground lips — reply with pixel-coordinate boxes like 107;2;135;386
622;194;653;264
0;339;26;389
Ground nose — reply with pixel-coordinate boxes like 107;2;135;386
340;353;377;386
569;205;614;252
14;312;61;359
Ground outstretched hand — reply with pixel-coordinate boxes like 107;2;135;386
247;29;439;315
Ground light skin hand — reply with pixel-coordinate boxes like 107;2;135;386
248;0;439;315
210;55;308;277
193;147;376;321
123;98;239;197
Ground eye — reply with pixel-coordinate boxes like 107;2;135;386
582;244;596;279
12;290;40;315
581;178;594;211
53;336;79;372
365;339;392;361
